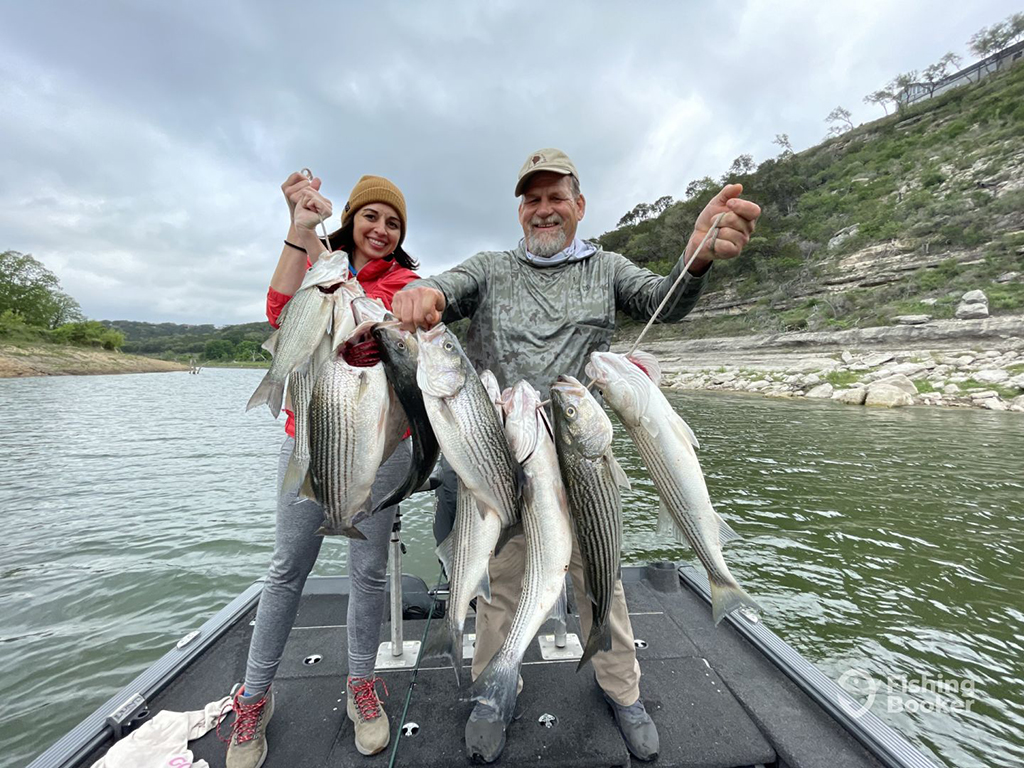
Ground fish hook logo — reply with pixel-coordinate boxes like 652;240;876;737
838;668;878;719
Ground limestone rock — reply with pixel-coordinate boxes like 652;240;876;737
980;398;1008;411
862;353;895;368
920;298;938;306
943;383;960;395
806;383;834;399
955;302;989;319
961;289;989;304
890;363;925;377
841;350;854;364
893;315;932;325
865;383;914;407
747;379;770;391
1010;395;1024;412
828;224;860;251
973;369;1009;385
832;388;867;405
969;390;999;400
996;271;1021;283
871;373;917;396
1007;374;1024;391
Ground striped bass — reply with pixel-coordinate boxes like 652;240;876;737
247;252;356;418
550;374;629;669
586;350;761;624
470;381;572;725
303;327;390;539
416;324;521;529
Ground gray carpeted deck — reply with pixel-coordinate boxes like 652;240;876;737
77;570;887;768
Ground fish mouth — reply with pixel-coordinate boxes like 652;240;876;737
551;375;586;397
416;323;447;344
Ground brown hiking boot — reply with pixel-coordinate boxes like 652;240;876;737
347;675;390;755
219;685;274;768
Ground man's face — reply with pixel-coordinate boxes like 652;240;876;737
518;172;586;257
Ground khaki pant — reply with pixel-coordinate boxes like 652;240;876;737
471;531;641;706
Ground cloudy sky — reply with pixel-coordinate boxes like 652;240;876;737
1;1;1018;325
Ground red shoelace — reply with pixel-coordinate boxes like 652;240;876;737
350;676;388;721
216;688;268;745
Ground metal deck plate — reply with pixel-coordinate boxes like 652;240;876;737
537;632;584;661
375;641;421;670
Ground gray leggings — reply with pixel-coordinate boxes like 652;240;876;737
244;436;412;692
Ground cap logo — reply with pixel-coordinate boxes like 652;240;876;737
531;155;542;165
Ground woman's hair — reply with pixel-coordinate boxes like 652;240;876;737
327;215;419;271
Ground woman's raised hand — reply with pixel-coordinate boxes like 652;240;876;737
281;171;333;231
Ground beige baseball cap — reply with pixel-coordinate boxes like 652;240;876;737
515;148;579;196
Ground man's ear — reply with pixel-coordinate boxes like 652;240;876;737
576;193;586;221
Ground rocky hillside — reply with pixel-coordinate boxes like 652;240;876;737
600;61;1024;340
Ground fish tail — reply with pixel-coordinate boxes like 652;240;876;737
246;372;285;418
709;579;762;625
469;651;519;723
315;523;367;540
280;453;308;497
421;620;463;687
577;613;613;672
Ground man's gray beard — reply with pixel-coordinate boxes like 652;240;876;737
526;224;570;257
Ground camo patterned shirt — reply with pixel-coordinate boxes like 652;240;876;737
408;242;709;396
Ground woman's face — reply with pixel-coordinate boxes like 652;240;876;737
352;203;402;262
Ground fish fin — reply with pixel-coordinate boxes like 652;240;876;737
261;329;280;355
435;531;455;579
356;370;370;401
716;511;740;544
639;413;659;439
603;451;631;490
577;614;613;672
546;581;568;625
494;521;523;557
657;500;689;546
669;413;700;449
628;350;662;386
469;651;519;723
420;623;463;687
280;453;309;497
315;524;368;540
246;373;285;418
709;580;761;625
471;565;492;605
298;470;316;500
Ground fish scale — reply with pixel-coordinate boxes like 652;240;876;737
306;353;390;538
470;382;572;725
551;376;624;670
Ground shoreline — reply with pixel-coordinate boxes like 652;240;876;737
0;344;189;379
615;315;1024;413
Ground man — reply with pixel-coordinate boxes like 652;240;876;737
393;148;760;763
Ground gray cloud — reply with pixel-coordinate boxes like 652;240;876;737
1;0;1017;324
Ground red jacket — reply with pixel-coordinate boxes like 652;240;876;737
266;256;419;436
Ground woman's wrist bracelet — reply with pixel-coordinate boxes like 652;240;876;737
284;239;307;253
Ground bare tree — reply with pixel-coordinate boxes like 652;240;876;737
772;133;794;158
825;106;854;138
863;89;894;115
920;52;961;97
887;71;919;110
969;21;1013;73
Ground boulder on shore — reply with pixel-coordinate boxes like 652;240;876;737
893;315;931;325
872;373;918;397
955;290;989;320
865;383;914;407
832;388;868;405
806;383;834;399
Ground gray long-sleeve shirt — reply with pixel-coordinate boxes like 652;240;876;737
409;242;709;397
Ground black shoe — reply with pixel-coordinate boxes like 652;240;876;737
603;692;659;762
465;701;506;764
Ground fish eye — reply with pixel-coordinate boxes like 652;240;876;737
566;406;576;417
444;342;453;351
397;341;406;350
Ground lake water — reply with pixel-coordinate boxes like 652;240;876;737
1;369;1022;768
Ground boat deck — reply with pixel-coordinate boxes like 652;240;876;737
68;565;906;768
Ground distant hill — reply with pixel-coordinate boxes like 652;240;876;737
597;61;1024;340
104;319;272;362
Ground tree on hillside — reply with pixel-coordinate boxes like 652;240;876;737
685;177;718;199
616;195;674;227
727;154;756;176
920;52;962;96
772;133;793;158
887;71;919;110
825;106;854;138
0;250;83;329
968;13;1022;73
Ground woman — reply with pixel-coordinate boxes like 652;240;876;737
221;172;420;766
